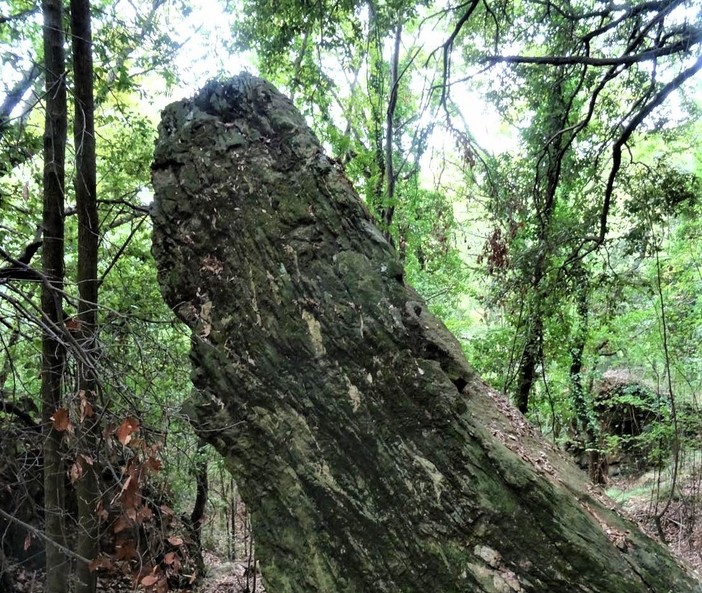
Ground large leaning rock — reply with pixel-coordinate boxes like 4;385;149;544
151;74;701;592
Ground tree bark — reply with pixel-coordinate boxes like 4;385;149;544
41;1;69;591
514;318;541;415
151;74;702;593
382;22;402;234
186;452;208;574
569;273;607;485
71;0;100;591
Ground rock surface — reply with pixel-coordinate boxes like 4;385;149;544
151;73;701;593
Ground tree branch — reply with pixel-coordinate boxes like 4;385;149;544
0;63;41;137
437;0;480;108
574;53;702;260
0;227;44;282
481;28;701;67
0;508;92;564
0;395;40;430
579;0;684;42
0;6;39;25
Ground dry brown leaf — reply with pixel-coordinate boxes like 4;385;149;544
96;502;109;523
118;473;141;508
69;460;84;484
115;540;137;560
138;506;154;521
51;408;71;432
120;475;133;495
115;416;140;446
78;390;95;421
141;574;159;587
146;456;162;472
113;514;132;534
88;555;113;572
65;317;83;333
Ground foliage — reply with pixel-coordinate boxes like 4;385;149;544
0;1;215;590
0;0;701;588
225;0;702;492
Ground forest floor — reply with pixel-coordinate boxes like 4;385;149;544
607;462;702;574
190;466;702;593
4;465;700;592
194;552;266;593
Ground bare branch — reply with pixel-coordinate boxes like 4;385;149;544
0;63;41;137
0;508;92;564
99;214;147;286
579;0;685;42
0;227;44;283
0;395;40;430
481;28;702;67
436;0;480;108
0;6;39;25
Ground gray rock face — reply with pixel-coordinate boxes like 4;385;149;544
151;74;701;593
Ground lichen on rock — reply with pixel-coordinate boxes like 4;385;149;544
151;74;701;593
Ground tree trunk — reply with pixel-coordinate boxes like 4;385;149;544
514;317;541;415
569;275;607;485
381;21;402;234
511;73;569;415
151;74;701;593
71;0;100;591
41;1;69;591
186;453;208;574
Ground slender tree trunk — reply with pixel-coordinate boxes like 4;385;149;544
569;276;607;484
382;22;402;234
230;481;237;561
187;452;208;574
512;73;570;414
514;314;542;414
71;1;100;591
151;75;702;593
41;1;69;591
367;0;386;216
